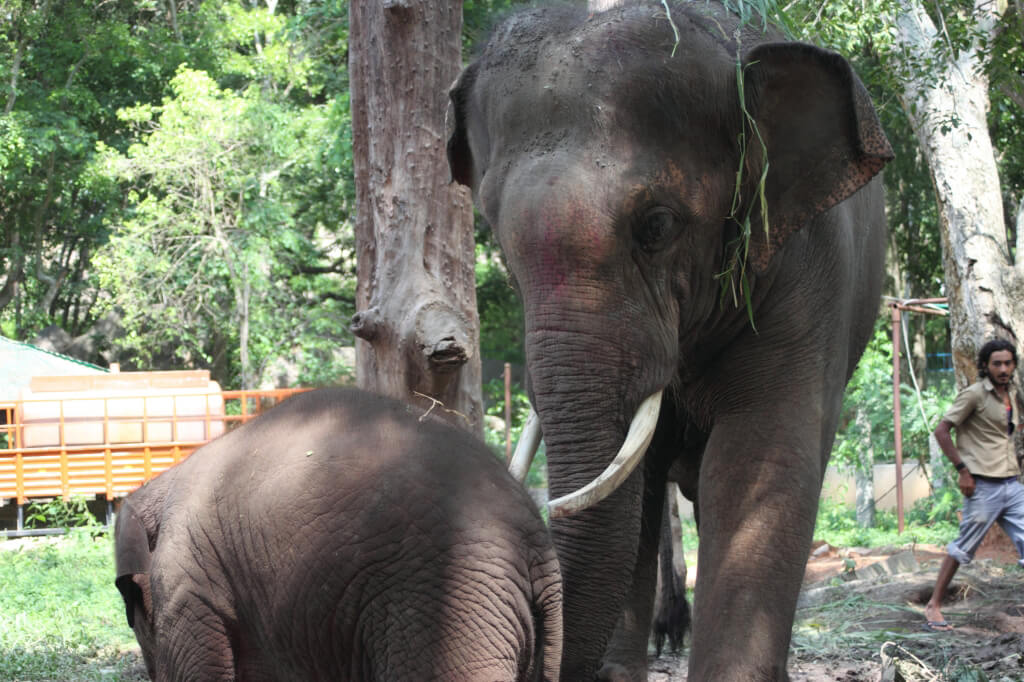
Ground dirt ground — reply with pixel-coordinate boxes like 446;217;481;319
648;526;1024;681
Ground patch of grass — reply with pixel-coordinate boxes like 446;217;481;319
812;497;960;549
0;531;145;681
791;593;921;662
679;497;958;556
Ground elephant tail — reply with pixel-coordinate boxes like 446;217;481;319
653;514;691;656
528;541;563;682
652;587;691;656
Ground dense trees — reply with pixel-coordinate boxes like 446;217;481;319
889;0;1024;386
751;0;1022;490
2;0;356;388
786;0;1024;380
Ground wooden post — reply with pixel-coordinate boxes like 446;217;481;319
15;451;25;505
59;400;69;500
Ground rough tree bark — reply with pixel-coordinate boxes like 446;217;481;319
893;0;1024;387
349;0;483;433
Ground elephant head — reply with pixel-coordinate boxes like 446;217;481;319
449;3;891;679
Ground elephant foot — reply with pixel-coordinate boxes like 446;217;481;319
595;661;646;682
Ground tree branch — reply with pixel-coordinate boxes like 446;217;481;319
0;231;24;311
166;0;182;42
5;41;24;114
293;260;349;275
997;80;1024;112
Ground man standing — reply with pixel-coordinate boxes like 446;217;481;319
924;338;1024;631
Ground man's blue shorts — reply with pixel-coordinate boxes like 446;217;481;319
948;476;1024;567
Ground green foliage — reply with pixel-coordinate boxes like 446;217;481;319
905;482;962;526
0;533;143;681
831;325;952;475
25;496;100;532
93;58;354;387
476;244;525;365
813;497;959;547
832;327;896;472
2;1;356;391
0;1;152;339
482;377;547;489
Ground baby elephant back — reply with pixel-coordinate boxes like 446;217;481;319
116;387;562;682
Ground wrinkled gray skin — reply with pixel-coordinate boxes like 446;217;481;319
447;3;891;680
114;388;563;682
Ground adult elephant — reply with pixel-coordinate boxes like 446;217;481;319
447;2;891;680
114;387;563;681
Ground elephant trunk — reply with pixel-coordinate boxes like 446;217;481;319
523;325;659;678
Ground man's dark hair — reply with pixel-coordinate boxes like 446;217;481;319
977;338;1018;378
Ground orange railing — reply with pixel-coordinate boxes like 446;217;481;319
0;388;308;504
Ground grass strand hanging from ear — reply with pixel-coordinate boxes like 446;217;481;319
660;1;787;329
715;35;770;331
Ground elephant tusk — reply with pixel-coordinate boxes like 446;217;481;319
509;409;543;483
547;390;663;519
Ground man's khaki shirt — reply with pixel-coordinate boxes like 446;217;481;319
942;378;1021;478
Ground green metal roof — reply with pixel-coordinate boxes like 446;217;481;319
0;336;108;401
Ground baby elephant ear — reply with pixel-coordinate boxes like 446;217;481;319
741;42;894;272
114;505;153;628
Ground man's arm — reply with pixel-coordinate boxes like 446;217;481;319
934;419;975;497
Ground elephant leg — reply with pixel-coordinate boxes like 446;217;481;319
597;471;668;681
688;410;826;681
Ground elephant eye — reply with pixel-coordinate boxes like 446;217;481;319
636;207;681;252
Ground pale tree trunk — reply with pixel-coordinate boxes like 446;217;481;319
892;0;1024;389
929;433;946;490
854;410;876;527
1016;196;1024;262
349;0;483;434
238;271;251;390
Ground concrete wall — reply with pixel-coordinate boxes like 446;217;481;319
821;462;933;511
676;462;934;519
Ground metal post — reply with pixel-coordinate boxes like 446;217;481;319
16;503;23;531
891;304;905;534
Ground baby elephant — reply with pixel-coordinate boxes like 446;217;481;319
115;387;562;681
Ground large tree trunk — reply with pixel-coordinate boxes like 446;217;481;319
893;0;1024;388
349;1;482;433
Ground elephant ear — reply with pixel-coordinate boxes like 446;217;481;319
741;42;893;273
446;62;480;189
114;504;154;629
